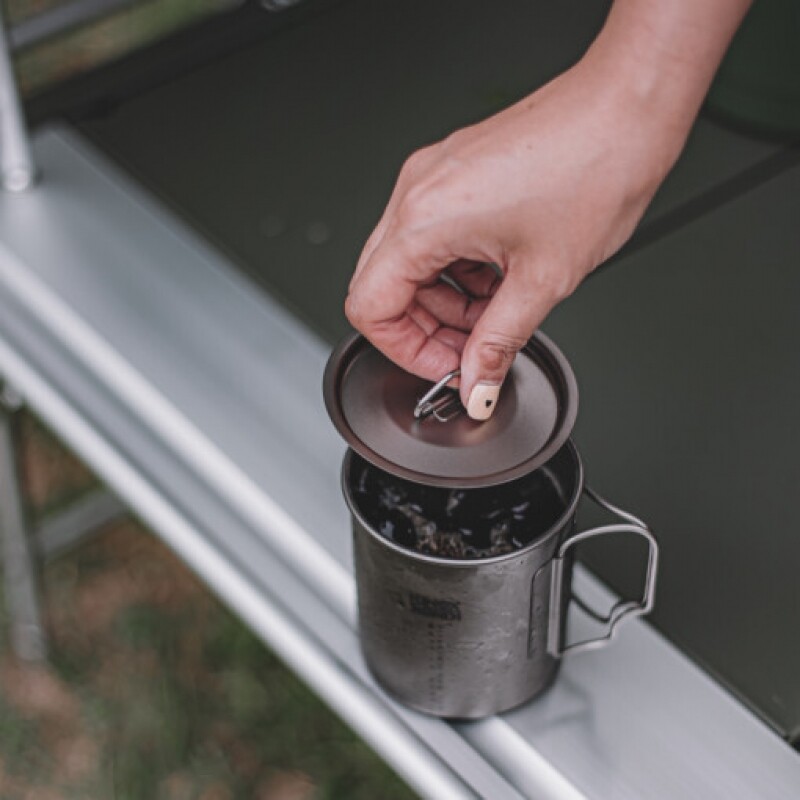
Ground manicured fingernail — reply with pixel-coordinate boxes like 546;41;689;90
467;383;500;421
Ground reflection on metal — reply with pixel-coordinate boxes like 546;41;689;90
0;6;35;191
0;401;47;661
414;369;462;421
0;293;511;800
0;127;513;800
1;125;799;798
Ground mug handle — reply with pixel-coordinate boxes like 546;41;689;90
547;486;659;658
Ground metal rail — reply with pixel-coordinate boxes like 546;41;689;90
0;398;47;661
1;124;799;799
0;4;35;191
35;487;127;559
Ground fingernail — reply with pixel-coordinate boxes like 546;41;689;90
467;383;500;421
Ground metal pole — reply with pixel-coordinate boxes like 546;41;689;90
0;4;36;192
0;390;47;661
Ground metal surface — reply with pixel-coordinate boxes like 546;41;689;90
345;443;657;717
0;5;35;191
414;368;461;421
324;332;578;488
344;444;582;718
0;402;47;661
0;125;798;797
0;126;519;800
34;487;126;560
0;380;23;410
548;488;659;657
0;329;490;800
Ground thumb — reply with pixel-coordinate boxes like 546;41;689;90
459;270;554;420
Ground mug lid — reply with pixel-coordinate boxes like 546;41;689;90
323;331;578;488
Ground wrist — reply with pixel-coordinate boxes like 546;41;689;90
582;0;752;164
569;47;691;190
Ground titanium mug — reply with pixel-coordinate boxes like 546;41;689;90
343;440;659;719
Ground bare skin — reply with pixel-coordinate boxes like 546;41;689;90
345;0;752;419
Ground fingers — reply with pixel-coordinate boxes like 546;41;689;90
352;224;388;290
415;281;490;331
446;260;503;298
346;234;463;381
414;259;503;331
350;220;566;423
459;268;559;420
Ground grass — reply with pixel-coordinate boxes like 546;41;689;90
0;413;415;799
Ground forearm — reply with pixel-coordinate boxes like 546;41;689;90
585;0;753;160
346;0;755;405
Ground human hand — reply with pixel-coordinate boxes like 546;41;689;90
345;0;750;419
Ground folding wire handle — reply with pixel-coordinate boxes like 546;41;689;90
414;369;462;422
547;486;659;657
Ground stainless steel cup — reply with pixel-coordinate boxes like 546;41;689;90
343;441;658;719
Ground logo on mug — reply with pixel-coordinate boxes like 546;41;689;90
408;591;461;621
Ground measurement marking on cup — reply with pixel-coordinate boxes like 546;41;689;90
427;622;446;705
409;591;461;621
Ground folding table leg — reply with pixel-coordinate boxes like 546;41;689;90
0;3;37;192
0;399;47;661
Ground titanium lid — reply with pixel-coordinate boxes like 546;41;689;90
323;331;578;488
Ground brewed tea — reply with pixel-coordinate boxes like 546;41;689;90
351;457;567;560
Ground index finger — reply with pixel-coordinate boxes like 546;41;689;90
345;235;461;381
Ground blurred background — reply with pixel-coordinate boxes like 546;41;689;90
8;0;236;95
0;2;413;798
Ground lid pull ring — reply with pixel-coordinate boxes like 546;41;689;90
414;369;462;422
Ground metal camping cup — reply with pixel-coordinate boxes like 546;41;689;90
343;442;658;719
324;332;659;718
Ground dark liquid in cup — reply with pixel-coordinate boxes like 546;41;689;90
351;457;567;559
